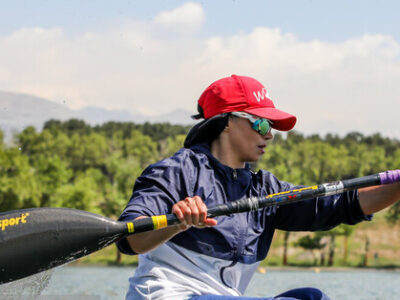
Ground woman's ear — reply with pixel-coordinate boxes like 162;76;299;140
223;117;233;132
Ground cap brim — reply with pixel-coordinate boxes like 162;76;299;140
243;107;297;131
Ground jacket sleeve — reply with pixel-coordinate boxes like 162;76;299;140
263;172;372;231
116;154;194;255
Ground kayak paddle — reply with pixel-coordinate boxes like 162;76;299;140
0;170;399;284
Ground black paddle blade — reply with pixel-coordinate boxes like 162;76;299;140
0;207;128;284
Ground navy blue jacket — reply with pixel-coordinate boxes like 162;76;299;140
117;143;370;264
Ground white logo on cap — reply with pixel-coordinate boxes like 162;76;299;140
253;88;268;102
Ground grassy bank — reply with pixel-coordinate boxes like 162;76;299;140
264;210;400;268
71;245;138;266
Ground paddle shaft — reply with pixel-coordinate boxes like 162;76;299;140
126;170;400;234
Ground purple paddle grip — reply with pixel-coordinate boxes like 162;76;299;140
379;170;400;184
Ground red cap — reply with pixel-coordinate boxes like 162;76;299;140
197;75;296;131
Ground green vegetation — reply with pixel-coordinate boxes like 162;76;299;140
1;119;399;267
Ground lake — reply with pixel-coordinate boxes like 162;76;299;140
1;266;399;299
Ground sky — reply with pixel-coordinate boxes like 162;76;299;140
1;0;399;138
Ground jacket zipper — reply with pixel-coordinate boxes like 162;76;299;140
232;169;238;180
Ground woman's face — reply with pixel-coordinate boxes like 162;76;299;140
226;115;273;164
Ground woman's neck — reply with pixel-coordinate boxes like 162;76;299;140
210;138;245;169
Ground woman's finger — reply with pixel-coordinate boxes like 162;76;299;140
193;196;207;225
184;197;200;226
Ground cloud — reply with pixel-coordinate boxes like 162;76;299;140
153;2;205;34
0;3;399;138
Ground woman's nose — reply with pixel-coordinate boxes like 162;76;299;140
264;130;273;140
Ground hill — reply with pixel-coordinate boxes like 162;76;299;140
0;90;194;141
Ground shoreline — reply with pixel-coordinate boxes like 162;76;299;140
68;262;400;272
256;266;400;272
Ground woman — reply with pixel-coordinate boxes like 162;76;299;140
117;75;400;300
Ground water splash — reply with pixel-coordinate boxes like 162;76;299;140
0;269;53;300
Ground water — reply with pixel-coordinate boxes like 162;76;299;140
2;266;400;299
247;269;400;299
0;270;54;300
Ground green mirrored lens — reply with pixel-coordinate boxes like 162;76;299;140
253;119;271;135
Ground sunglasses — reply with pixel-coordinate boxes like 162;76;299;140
230;112;273;135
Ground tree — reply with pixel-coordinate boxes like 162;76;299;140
294;234;326;265
315;224;355;266
361;236;370;267
102;154;143;217
124;130;159;168
0;129;4;147
159;134;186;159
336;224;355;264
62;119;92;136
15;126;39;157
67;132;108;171
0;147;42;211
33;154;73;206
50;169;103;214
43;119;63;134
282;231;290;266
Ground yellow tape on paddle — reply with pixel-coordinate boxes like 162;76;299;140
126;222;135;233
265;185;318;199
152;215;168;230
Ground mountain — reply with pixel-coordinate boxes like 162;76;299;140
77;106;147;124
0;90;194;141
147;108;194;124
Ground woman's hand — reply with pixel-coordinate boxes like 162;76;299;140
172;196;218;230
128;196;217;254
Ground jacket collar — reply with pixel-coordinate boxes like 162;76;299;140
189;143;251;173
